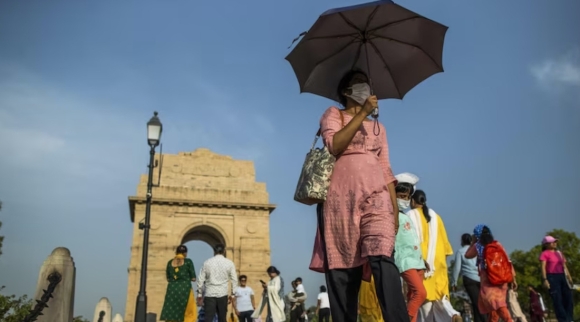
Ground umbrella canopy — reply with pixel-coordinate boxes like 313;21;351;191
285;0;448;102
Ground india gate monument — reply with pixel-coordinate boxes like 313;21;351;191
124;148;276;322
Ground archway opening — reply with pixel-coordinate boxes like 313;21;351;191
181;225;227;294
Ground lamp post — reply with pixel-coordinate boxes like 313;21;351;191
135;111;163;322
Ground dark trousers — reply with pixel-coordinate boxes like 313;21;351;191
463;276;487;322
204;296;228;322
318;308;330;322
290;303;304;322
546;274;573;322
317;203;410;322
238;311;254;322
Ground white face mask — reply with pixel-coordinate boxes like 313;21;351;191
397;198;410;212
345;83;371;105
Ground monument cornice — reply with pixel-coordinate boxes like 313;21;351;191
128;196;276;222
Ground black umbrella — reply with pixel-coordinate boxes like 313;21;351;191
285;0;448;102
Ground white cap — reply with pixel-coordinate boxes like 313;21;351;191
395;172;419;185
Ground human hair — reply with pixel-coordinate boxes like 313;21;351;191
214;244;225;255
239;275;247;281
176;245;188;254
411;190;431;222
266;266;280;275
320;285;327;292
461;233;472;247
542;243;549;251
336;69;368;106
395;182;414;196
479;226;494;246
295;277;302;283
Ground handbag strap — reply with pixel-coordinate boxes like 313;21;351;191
312;110;345;150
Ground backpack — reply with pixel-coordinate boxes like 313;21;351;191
483;241;514;285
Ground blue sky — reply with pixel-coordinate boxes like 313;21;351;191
0;0;579;319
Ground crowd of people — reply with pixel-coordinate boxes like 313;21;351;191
156;70;575;322
305;71;574;322
157;243;330;322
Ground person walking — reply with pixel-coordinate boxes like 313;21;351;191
287;280;307;322
160;245;198;322
407;190;461;322
252;266;286;322
233;275;256;322
316;286;331;322
452;234;486;322
528;286;545;322
539;236;574;322
196;244;238;322
465;225;516;322
309;70;409;322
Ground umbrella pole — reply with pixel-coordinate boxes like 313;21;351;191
365;43;381;135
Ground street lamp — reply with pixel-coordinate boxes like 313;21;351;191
135;111;163;322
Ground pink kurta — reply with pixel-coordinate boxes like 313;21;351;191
309;106;397;272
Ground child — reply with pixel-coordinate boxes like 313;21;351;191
394;173;428;322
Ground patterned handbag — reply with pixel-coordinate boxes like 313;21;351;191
293;112;343;205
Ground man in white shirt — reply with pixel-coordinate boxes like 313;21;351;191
232;275;255;322
316;285;330;322
197;244;238;322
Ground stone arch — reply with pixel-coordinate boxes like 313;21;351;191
179;223;228;254
124;148;276;322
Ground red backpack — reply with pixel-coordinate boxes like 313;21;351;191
483;241;514;285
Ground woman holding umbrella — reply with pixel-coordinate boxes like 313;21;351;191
309;69;409;322
288;2;448;322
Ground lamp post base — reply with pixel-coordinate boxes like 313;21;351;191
134;292;147;322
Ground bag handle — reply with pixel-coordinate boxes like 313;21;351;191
311;110;345;150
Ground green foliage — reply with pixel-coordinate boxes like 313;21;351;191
306;305;318;322
447;259;467;313
510;229;580;319
0;286;33;322
73;315;91;322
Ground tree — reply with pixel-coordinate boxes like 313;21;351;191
510;229;580;319
0;286;33;322
447;259;467;313
73;315;91;322
306;305;318;322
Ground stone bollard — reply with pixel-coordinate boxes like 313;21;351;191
112;313;123;322
93;298;112;322
28;247;76;322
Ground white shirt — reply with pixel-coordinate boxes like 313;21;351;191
234;286;254;312
197;254;238;298
318;292;330;309
296;284;305;293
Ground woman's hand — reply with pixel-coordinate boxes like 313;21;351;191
543;279;550;290
360;95;378;116
567;275;573;285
